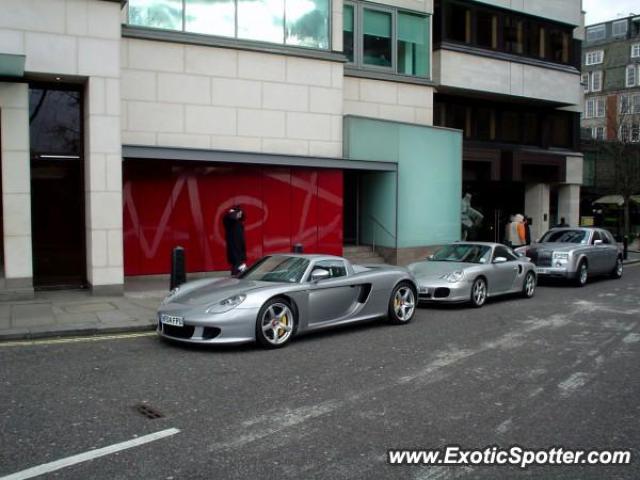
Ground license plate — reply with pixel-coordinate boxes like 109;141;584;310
536;268;549;274
160;314;184;327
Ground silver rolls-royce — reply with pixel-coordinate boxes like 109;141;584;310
515;227;624;287
157;254;418;348
408;242;537;308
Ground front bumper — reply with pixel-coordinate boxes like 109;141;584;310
156;306;258;345
417;280;471;303
534;266;576;279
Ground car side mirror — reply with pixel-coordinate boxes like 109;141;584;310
427;254;434;260
493;257;508;264
516;252;525;258
594;240;603;246
310;268;330;283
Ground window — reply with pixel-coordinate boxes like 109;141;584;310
633;95;640;114
591;230;602;245
585;98;595;118
632;124;640;143
596;97;606;118
632;43;640;58
128;0;330;50
612;19;628;37
586;24;606;42
344;4;354;62
582;73;589;93
313;260;348;279
504;16;524;54
620;124;631;142
493;246;517;262
346;3;431;78
444;3;470;43
592;127;605;140
398;12;430;76
363;8;392;67
627;65;638;87
620;95;630;114
585;50;604;65
591;70;603;92
476;9;497;49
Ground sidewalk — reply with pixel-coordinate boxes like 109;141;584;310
1;256;639;342
0;277;170;341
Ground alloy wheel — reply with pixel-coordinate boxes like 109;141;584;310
524;272;536;297
394;286;416;321
260;303;294;346
472;279;486;307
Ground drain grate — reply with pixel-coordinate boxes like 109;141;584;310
134;403;164;419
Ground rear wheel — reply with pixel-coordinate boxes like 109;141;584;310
255;298;295;349
610;257;623;279
470;277;487;308
388;282;416;324
574;260;588;287
521;271;536;298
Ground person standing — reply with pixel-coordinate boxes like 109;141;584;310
523;216;532;245
222;205;246;276
511;214;526;247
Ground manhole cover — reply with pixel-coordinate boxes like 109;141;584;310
134;403;164;419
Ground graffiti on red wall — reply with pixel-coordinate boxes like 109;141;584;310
123;162;343;275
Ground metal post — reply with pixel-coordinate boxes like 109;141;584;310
292;243;303;253
170;246;186;290
623;236;628;260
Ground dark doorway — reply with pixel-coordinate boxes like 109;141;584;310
343;171;360;245
29;86;86;288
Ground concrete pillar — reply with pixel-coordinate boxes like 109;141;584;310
525;183;550;242
0;82;33;292
84;76;124;295
558;184;581;227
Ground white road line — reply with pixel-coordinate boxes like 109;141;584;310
0;428;180;480
0;331;156;348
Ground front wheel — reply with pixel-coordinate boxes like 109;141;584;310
255;298;295;349
470;277;487;308
521;271;536;298
388;282;416;324
610;257;623;279
574;260;588;287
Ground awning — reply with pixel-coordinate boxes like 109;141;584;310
0;53;25;78
593;194;640;206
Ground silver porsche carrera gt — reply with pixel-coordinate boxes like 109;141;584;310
408;242;537;308
157;254;418;348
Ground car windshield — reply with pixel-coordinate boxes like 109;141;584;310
540;230;588;244
430;244;492;264
239;256;309;283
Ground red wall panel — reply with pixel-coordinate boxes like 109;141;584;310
123;162;343;275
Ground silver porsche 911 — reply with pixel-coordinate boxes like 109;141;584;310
157;254;418;348
407;242;537;308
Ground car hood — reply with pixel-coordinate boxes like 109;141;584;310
172;277;279;306
408;261;475;279
528;242;581;253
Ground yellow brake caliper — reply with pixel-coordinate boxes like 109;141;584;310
279;314;288;337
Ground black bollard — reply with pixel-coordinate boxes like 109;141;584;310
623;236;628;261
292;243;304;253
170;246;187;290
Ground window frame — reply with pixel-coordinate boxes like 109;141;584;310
585;98;595;119
626;64;638;88
590;70;603;92
345;1;431;79
632;43;640;59
584;50;604;65
612;19;628;37
592;126;605;140
586;24;606;42
595;96;606;118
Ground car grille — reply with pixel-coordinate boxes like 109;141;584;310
162;324;195;339
530;250;552;267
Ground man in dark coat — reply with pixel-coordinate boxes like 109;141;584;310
223;206;246;275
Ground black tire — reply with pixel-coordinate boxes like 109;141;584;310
574;260;588;287
387;282;416;325
470;277;487;308
255;298;295;349
610;257;623;279
521;271;536;298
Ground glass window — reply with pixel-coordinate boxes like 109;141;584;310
431;244;492;264
595;97;605;118
585;50;603;66
540;230;588;244
504;16;524;54
585;98;595;118
632;43;640;58
475;107;493;141
586;24;606;42
398;12;429;76
591;231;602;244
445;3;470;43
581;73;589;93
612;20;628;37
237;0;285;44
493;246;517;262
500;111;521;143
476;10;497;49
343;4;355;62
550;114;570;147
313;260;348;278
591;70;602;92
523;112;539;145
620;95;630;114
285;0;329;49
626;64;637;87
185;0;235;36
29;89;82;156
633;95;640;114
363;9;392;67
240;255;309;283
129;0;183;30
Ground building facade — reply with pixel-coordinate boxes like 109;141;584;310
432;0;584;242
0;0;462;297
581;15;640;143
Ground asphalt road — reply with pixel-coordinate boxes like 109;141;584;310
1;266;639;480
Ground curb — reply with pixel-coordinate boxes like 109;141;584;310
0;323;156;343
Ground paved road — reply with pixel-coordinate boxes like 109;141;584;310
1;266;639;480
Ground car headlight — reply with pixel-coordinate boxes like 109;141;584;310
160;287;181;305
552;252;569;260
440;271;464;283
205;294;246;314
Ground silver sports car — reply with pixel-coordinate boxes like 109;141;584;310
407;242;537;308
157;254;418;348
